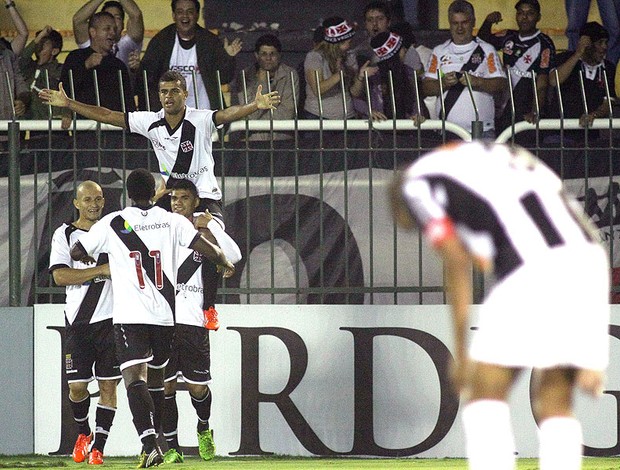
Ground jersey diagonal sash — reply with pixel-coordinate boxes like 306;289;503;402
444;44;485;119
168;120;197;188
177;251;202;287
72;253;109;326
510;41;541;90
110;215;176;315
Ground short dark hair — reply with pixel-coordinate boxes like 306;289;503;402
171;0;200;14
169;179;199;199
37;29;63;54
448;0;475;20
364;1;391;20
127;169;155;201
159;70;187;90
88;11;115;30
102;1;125;22
254;34;282;53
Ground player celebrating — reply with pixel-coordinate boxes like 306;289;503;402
49;180;120;466
162;179;241;463
390;141;610;470
70;168;235;467
40;70;279;333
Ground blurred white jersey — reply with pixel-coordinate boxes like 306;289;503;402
402;141;598;282
78;205;200;326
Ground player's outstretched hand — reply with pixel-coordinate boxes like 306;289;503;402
218;260;235;279
255;84;281;110
39;82;70;108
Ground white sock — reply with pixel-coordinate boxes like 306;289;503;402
462;400;516;470
538;416;582;470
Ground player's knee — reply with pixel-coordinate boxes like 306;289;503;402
68;382;89;401
188;383;209;400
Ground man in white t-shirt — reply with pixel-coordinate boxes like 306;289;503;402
139;0;241;110
422;0;507;137
72;0;144;70
70;168;235;468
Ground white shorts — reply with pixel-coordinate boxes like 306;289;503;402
469;243;610;370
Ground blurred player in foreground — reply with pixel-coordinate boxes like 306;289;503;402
390;141;610;470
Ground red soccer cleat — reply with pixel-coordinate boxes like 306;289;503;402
203;306;220;331
72;432;92;463
88;448;104;465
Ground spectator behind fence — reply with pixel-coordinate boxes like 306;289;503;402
303;16;375;119
422;0;507;138
18;26;63;120
232;34;299;141
60;11;135;128
353;1;392;66
72;0;144;72
1;0;28;55
478;0;556;132
0;34;29;121
547;21;616;144
367;31;421;121
565;0;620;65
139;0;240;111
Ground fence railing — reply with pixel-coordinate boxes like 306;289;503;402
1;66;619;306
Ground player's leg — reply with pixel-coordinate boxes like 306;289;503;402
532;367;581;470
161;330;184;463
65;325;96;463
462;362;520;470
89;319;121;463
115;324;162;466
178;324;215;460
198;198;225;330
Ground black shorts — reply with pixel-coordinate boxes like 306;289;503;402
114;324;175;371
65;319;121;383
164;324;211;384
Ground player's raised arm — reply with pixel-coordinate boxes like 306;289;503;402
39;82;127;129
214;85;281;125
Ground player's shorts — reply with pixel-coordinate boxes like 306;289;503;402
65;318;121;383
114;324;175;372
470;243;610;370
164;324;212;385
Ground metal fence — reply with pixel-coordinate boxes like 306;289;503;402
1;68;619;307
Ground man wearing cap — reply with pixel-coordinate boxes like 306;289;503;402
547;21;616;142
422;0;507;137
478;0;556;132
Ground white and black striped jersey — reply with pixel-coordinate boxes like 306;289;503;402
49;223;113;326
77;206;201;326
401;142;597;281
175;212;242;326
126;107;222;200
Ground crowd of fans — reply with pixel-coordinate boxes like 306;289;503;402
0;0;618;142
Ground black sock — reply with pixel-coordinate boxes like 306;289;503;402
126;380;156;451
191;388;212;433
163;393;179;451
92;404;116;453
148;387;165;435
69;394;91;436
201;262;220;310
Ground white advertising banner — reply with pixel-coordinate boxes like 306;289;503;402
34;304;620;458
